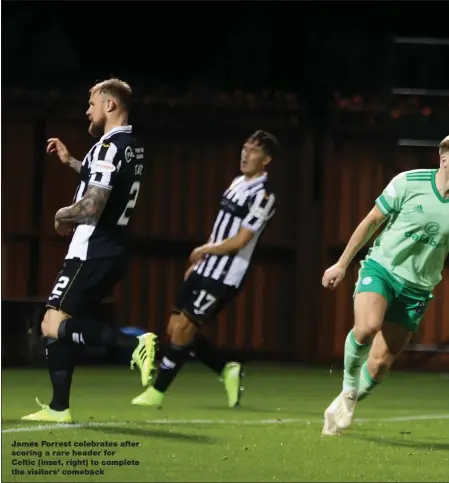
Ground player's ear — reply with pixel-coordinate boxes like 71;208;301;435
105;97;117;113
262;156;272;168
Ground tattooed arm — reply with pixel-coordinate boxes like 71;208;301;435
55;185;110;225
46;138;82;173
67;157;83;174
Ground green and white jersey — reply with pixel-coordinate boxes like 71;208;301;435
368;169;449;291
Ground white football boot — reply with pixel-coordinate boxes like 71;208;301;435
334;389;358;429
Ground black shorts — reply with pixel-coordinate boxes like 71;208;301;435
46;256;127;316
173;271;239;325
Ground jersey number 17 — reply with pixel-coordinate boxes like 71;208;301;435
117;181;141;226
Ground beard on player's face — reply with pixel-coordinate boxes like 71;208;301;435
88;116;106;138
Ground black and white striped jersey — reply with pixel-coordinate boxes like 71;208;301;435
66;125;145;260
194;172;275;287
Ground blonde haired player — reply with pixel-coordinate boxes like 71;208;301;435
22;79;156;422
321;135;449;435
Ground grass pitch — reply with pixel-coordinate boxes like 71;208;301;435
2;364;448;482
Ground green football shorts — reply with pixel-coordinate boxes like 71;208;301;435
354;258;433;333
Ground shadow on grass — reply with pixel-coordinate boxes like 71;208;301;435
196;404;275;414
350;433;449;452
85;425;216;444
1;419;216;444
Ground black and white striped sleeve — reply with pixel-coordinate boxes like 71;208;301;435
88;143;121;191
242;189;276;233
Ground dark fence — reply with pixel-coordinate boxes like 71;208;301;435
2;98;448;370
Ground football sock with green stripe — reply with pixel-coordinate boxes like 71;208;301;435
357;362;381;401
342;329;371;391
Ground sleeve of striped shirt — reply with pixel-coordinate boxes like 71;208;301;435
242;190;276;233
88;142;121;191
375;172;407;215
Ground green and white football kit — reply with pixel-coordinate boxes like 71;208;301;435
323;169;449;437
355;169;449;332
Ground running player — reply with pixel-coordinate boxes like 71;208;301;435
131;130;278;409
321;135;449;435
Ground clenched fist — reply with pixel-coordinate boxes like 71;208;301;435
54;220;74;237
322;263;347;290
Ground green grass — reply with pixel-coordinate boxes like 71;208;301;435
2;364;449;482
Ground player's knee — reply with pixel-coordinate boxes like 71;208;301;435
353;319;380;344
166;314;178;338
166;325;172;337
354;293;388;343
170;314;197;346
41;309;68;339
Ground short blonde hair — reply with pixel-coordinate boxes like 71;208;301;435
439;135;449;155
90;78;132;110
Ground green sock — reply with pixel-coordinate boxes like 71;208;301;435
342;329;370;391
357;362;381;401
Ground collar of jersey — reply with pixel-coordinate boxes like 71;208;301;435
241;171;267;187
100;125;132;143
431;169;449;204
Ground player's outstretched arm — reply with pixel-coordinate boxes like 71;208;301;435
322;206;388;290
339;206;388;269
46;138;82;173
54;185;110;225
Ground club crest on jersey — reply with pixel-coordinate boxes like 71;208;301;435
125;146;135;163
92;160;116;173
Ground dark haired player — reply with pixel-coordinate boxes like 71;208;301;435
131;130;278;408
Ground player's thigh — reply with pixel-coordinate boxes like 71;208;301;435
353;262;394;336
84;256;128;305
43;259;85;336
43;257;126;336
353;292;390;339
368;322;413;372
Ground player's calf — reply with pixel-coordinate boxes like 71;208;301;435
343;292;388;392
154;313;197;391
49;310;148;352
326;292;387;433
357;322;412;401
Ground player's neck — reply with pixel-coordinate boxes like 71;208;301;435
103;117;129;136
243;170;265;181
435;168;449;198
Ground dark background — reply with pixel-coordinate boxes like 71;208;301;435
2;1;449;369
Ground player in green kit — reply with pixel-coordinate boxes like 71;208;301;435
321;135;449;436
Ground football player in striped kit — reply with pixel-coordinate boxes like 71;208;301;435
22;79;157;423
132;130;278;409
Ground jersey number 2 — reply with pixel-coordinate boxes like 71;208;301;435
49;276;70;300
118;181;141;226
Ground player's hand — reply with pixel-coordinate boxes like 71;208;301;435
54;220;74;236
47;138;71;164
322;263;346;290
189;246;208;264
